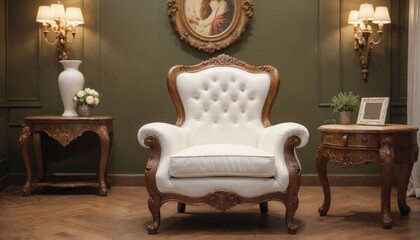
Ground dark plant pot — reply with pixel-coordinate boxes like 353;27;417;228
338;111;352;124
77;104;93;117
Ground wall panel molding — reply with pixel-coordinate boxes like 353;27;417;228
82;0;101;91
0;0;9;181
0;108;9;182
0;0;6;105
318;0;342;107
6;0;40;106
319;0;404;120
0;109;8;164
389;0;408;123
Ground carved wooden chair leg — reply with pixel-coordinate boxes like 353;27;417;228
285;197;299;234
177;202;186;213
259;202;268;213
147;197;162;234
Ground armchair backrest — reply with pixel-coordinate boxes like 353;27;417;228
167;54;280;146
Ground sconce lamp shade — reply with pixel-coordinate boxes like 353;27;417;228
348;3;391;81
66;7;85;25
36;6;52;23
36;4;84;26
358;3;375;20
373;6;391;24
35;2;85;60
348;10;360;24
50;3;66;19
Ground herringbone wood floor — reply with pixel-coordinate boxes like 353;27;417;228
0;186;419;240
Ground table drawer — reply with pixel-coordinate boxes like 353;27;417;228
322;147;379;168
322;132;379;148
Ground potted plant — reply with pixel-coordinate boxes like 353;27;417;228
73;88;101;117
331;91;360;124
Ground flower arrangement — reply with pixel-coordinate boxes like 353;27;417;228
73;88;101;106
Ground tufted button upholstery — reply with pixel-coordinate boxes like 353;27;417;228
177;67;270;146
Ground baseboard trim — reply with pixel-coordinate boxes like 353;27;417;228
9;173;145;187
7;173;381;187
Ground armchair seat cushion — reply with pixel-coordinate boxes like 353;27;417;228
170;144;275;178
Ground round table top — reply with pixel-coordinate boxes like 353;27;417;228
24;116;114;121
318;124;418;133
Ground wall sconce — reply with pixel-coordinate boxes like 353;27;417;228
36;1;84;60
348;3;391;80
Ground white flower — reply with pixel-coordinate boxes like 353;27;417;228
77;91;86;97
94;97;100;105
91;90;99;97
85;88;98;96
86;95;95;105
73;87;101;107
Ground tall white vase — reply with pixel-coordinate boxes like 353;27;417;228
58;60;84;116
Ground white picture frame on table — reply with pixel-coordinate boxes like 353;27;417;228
357;97;389;125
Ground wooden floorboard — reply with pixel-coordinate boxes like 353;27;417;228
0;186;419;240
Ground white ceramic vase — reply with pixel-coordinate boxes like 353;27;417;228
58;60;84;116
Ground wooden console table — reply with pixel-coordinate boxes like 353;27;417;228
316;124;418;229
18;116;114;196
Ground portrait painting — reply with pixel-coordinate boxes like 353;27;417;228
185;0;234;37
167;0;253;53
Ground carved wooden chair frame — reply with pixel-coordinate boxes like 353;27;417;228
143;54;303;234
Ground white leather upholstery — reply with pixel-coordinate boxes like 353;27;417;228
170;144;275;178
137;65;310;198
138;122;309;197
177;67;270;146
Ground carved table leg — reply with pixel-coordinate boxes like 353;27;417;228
97;125;110;196
105;133;114;190
177;202;186;213
259;202;268;213
398;160;414;215
33;132;45;182
316;145;330;216
147;197;162;234
379;138;394;229
19;126;32;196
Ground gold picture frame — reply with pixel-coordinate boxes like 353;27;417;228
356;97;389;126
167;0;253;53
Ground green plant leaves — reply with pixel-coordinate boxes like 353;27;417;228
331;91;360;113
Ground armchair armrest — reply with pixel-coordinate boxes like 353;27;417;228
138;122;188;157
257;122;309;183
257;122;309;154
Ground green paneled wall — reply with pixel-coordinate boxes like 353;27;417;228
1;0;8;181
3;0;407;176
0;0;5;106
0;108;8;179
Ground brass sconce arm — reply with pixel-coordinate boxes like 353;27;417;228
348;4;390;81
36;1;84;60
351;21;385;81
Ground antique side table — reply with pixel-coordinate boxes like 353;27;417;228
18;116;114;196
316;124;418;229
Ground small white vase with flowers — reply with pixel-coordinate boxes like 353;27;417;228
73;88;101;117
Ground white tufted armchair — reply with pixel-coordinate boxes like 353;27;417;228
138;55;309;234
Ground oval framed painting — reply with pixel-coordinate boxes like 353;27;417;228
167;0;253;53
